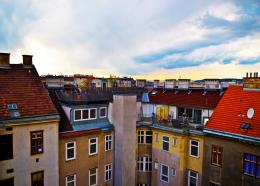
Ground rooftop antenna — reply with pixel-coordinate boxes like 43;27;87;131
247;108;254;119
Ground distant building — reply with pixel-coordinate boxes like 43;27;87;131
203;74;260;186
165;79;177;89
178;79;190;89
0;53;59;186
136;79;147;88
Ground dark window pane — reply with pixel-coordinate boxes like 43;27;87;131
0;178;14;186
67;149;74;159
0;134;13;161
90;109;96;119
146;136;152;144
100;108;106;117
82;110;89;119
163;142;169;151
191;146;198;156
31;131;43;155
31;171;44;186
75;110;81;120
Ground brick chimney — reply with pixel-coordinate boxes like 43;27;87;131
243;72;260;89
0;53;10;67
23;55;33;66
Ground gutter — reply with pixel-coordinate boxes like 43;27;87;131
1;114;60;126
204;128;260;144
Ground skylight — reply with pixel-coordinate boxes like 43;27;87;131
240;123;251;130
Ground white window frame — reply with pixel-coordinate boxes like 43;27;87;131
105;163;112;181
138;130;145;144
74;108;97;121
74;109;82;121
162;136;169;151
105;135;112;151
66;174;76;186
188;170;198;186
89;137;98;155
99;107;107;118
160;164;169;183
89;108;97;120
137;156;152;172
89;168;98;186
189;140;199;158
65;141;76;161
138;130;152;144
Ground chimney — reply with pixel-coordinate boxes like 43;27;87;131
250;72;252;78
0;53;10;67
23;55;33;66
246;72;248;78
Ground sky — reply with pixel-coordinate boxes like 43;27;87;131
0;0;260;80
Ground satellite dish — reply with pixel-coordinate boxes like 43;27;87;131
247;108;254;119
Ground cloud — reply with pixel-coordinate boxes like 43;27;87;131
0;0;260;79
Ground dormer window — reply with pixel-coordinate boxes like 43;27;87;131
7;103;20;118
74;108;97;121
100;107;107;118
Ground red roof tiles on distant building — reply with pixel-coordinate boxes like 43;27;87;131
205;85;260;138
148;89;223;109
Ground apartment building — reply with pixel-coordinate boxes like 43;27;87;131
0;53;60;186
136;88;224;186
203;75;260;186
49;89;113;186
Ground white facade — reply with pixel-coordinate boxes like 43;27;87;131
0;121;59;186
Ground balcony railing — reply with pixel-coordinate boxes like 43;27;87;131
138;113;203;130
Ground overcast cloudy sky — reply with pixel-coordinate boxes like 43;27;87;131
0;0;260;79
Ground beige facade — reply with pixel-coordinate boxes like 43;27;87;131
0;119;59;186
59;130;113;186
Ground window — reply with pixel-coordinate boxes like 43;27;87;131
173;138;177;147
146;131;152;144
90;109;97;119
31;171;44;186
193;109;202;124
66;142;76;161
190;140;199;158
188;170;198;186
105;163;112;181
74;108;97;121
172;168;176;176
66;175;76;186
138;131;145;144
243;153;260;178
211;145;223;167
0;178;14;186
74;110;81;120
89;168;98;186
162;136;169;151
89;138;98;155
138;130;152;144
105;135;112;151
137;184;151;186
0;134;13;161
100;107;107;118
137;156;152;172
160;164;169;183
31;131;43;155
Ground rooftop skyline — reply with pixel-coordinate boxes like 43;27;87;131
1;0;260;80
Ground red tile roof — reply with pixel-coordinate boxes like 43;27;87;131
148;89;223;109
0;64;58;120
205;85;260;138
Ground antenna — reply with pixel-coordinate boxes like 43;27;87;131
247;108;254;119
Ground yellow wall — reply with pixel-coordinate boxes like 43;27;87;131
150;128;204;173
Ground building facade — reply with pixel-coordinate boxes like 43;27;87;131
0;53;59;186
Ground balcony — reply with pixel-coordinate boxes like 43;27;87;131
138;113;204;131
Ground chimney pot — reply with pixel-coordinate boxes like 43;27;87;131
23;55;33;66
250;72;252;78
0;53;10;67
246;72;248;78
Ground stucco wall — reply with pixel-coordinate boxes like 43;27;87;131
0;121;59;186
112;94;137;186
203;135;260;186
59;131;113;186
